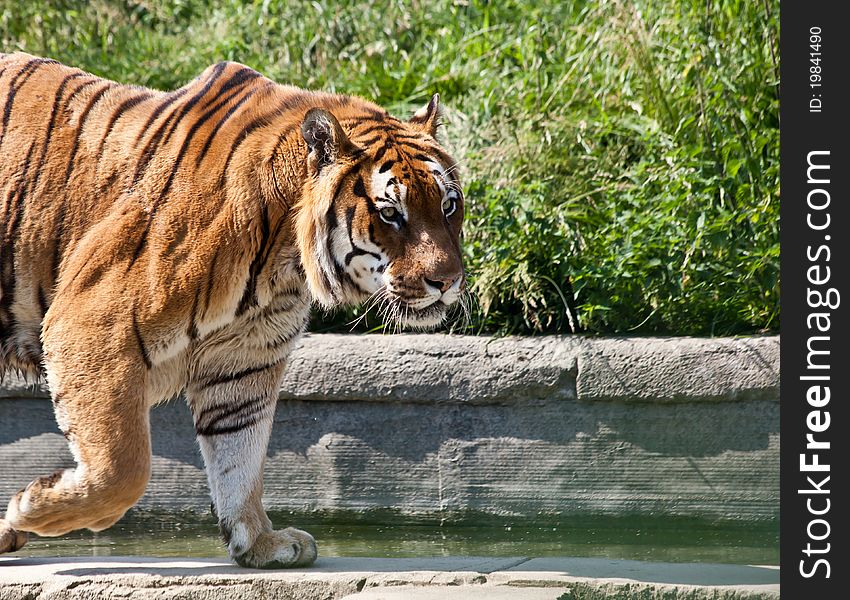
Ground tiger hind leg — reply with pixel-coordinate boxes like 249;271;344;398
1;325;152;552
1;401;151;546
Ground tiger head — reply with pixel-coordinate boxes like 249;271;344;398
295;95;464;330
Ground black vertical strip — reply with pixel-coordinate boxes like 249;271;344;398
150;74;257;208
325;198;338;269
37;286;48;321
780;3;848;596
64;84;112;183
187;286;200;340
4;142;36;240
131;88;188;149
24;73;86;218
128;218;154;270
132;310;152;369
0;142;36;336
40;72;86;161
236;203;271;315
195;84;268;167
126;67;236;267
218;93;309;185
129;63;228;191
131;69;223;186
0;58;54;147
94;91;154;165
201;248;219;322
198;67;260;110
158;62;228;147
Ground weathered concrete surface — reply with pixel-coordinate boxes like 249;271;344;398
0;556;780;599
1;334;778;405
574;337;778;403
0;335;779;522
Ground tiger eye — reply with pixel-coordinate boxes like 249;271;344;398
381;206;398;219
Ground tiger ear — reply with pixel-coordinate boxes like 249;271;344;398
409;93;442;138
301;108;357;173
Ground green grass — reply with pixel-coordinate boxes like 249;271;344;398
1;0;780;336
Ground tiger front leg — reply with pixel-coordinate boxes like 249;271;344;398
187;362;317;568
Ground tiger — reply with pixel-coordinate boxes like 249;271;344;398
0;52;464;568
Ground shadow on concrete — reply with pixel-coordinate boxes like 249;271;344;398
0;395;777;468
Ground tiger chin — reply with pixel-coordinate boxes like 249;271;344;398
0;52;464;567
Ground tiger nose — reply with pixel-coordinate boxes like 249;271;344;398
424;274;462;293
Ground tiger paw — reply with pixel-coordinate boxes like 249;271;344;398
233;527;317;569
0;519;28;554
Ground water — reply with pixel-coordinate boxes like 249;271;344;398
15;515;778;565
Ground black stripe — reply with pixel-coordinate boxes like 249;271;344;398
61;78;98;111
24;73;86;218
0;58;53;147
201;249;219;321
4;141;36;240
200;360;281;389
196;418;261;438
378;158;395;173
0;142;36;332
94;91;154;164
373;145;390;164
37;285;48;320
344;205;381;265
219;92;309;184
128;218;153;270
345;108;394;127
394;132;427;141
241;211;284;313
195;84;265;166
353;176;369;199
132;311;152;369
325;198;338;267
256;218;288;282
236;203;271;315
395;140;438;158
128;69;235;265
132;89;197;184
188;286;200;340
132;88;188;148
356;134;384;147
195;396;269;437
159;62;228;146
368;222;383;249
327;161;362;207
200;67;261;110
152;73;252;205
353;123;394;138
64;84;112;183
42;72;85;155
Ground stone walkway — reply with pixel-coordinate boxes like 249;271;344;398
0;556;780;599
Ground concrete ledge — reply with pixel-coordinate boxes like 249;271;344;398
0;334;779;522
1;334;779;405
0;556;780;599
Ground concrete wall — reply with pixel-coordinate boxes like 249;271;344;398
0;334;779;524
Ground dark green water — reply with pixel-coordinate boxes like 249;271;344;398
15;515;778;565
